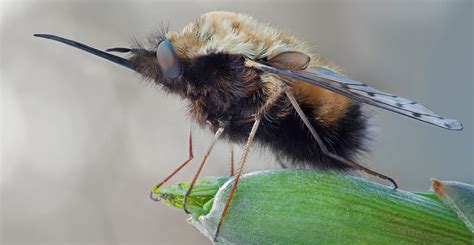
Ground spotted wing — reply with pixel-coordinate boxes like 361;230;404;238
247;60;462;130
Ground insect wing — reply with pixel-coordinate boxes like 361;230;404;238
248;60;462;130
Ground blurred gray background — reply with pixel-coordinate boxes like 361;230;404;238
1;0;472;244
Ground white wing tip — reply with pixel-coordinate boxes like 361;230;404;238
443;119;463;131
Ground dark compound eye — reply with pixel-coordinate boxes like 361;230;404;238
156;39;182;79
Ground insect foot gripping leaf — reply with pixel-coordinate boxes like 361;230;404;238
155;170;473;244
153;176;229;220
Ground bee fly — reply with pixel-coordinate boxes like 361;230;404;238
34;11;462;241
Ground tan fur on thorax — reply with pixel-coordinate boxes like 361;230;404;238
167;11;351;125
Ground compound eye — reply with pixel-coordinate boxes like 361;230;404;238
156;39;182;79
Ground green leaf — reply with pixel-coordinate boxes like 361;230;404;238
155;170;473;244
154;176;229;220
432;179;474;233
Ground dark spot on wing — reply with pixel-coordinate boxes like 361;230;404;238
367;92;375;97
412;112;422;118
397;101;417;108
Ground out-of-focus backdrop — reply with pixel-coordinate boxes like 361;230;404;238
1;0;472;244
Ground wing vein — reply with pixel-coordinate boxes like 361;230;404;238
246;60;462;130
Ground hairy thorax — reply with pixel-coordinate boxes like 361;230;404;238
165;12;351;127
183;53;263;125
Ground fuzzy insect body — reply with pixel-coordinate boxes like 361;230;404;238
132;12;368;169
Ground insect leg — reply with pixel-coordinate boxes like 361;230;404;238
150;127;194;202
213;86;285;242
284;86;398;189
229;145;235;176
182;124;225;214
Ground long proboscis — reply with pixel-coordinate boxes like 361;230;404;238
34;34;135;71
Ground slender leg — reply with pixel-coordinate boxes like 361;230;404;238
150;128;194;201
229;145;235;176
284;86;398;189
213;86;285;242
182;125;225;214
